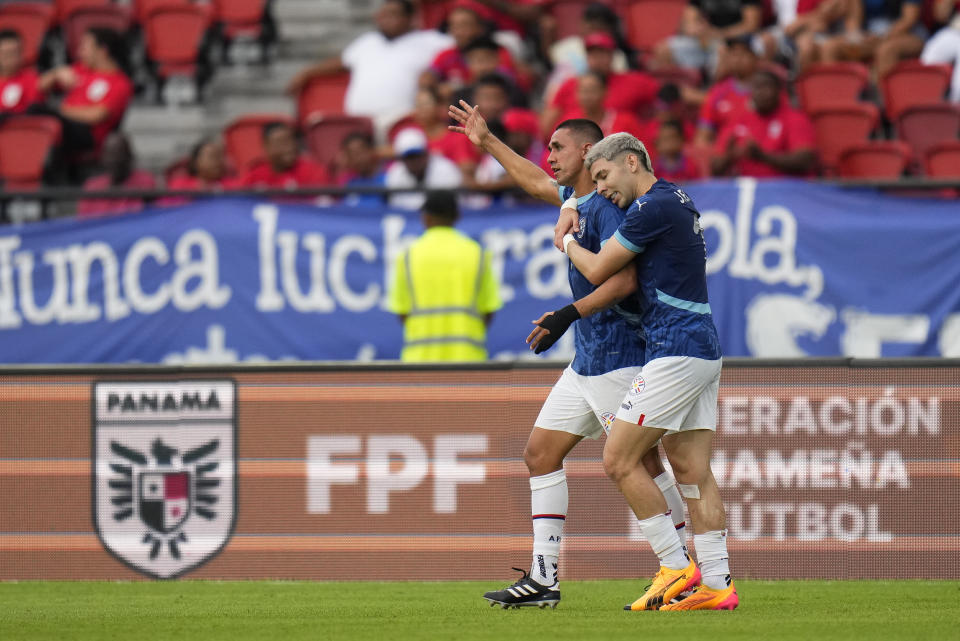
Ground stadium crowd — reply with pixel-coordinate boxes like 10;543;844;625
0;0;957;215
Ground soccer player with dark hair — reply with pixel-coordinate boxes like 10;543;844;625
449;101;688;609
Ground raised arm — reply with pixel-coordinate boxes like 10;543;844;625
527;262;638;353
449;100;561;205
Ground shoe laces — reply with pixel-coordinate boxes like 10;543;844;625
508;567;531;588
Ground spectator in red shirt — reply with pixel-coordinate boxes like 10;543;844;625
421;2;517;95
711;70;817;178
168;138;233;191
540;32;659;138
77;133;158;218
559;71;646;140
36;28;133;159
239;121;331;189
653;120;703;184
639;83;697;154
405;85;480;174
0;30;43;115
695;36;758;147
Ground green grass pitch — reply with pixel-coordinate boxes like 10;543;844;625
1;580;957;641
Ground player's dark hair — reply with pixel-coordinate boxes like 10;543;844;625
341;130;374;149
385;0;415;17
555;118;604;144
462;36;500;55
422;190;459;221
473;72;511;95
262;121;294;142
0;29;22;44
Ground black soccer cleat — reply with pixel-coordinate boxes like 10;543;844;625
483;568;560;609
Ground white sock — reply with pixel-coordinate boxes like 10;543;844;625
530;469;567;586
637;512;688;570
653;472;687;554
694;529;731;590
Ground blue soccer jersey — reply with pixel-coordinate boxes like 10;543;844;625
612;179;722;361
559;186;647;376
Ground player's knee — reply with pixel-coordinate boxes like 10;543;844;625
602;446;631;484
640;448;664;478
523;443;562;476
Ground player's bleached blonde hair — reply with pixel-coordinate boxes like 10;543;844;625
584;132;653;173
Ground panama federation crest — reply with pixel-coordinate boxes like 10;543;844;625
93;380;237;579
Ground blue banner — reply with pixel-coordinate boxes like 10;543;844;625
0;179;957;364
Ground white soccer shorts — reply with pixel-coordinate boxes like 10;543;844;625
615;356;722;432
534;365;643;439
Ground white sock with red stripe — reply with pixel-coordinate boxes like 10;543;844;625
653;472;688;554
530;468;567;586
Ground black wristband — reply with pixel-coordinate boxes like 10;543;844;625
533;304;581;354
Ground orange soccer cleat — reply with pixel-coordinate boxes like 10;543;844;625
624;557;701;611
660;583;739;611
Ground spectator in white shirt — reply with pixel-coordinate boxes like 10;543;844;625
287;0;453;139
386;128;462;210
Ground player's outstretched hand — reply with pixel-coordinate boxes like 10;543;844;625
448;100;489;148
526;305;581;354
554;205;581;251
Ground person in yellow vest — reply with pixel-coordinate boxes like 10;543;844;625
388;190;502;361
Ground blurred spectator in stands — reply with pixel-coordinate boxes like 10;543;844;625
421;2;518;97
545;2;632;94
653;120;703;183
77;132;157;218
386;127;462;210
36;28;132;163
640;83;697;153
406;85;480;179
819;0;927;79
465;0;547;61
239;122;331;189
159;138;234;207
168;138;232;190
711;70;817;177
654;0;763;77
0;30;43;115
339;130;388;207
464;108;542;205
454;72;517;130
695;36;758;147
921;0;960;102
755;0;848;72
559;71;645;139
541;32;659;138
286;0;453;140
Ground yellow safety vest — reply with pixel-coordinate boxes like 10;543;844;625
388;227;502;362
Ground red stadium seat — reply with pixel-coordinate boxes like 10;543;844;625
64;5;132;61
550;1;592;41
134;0;191;26
925;141;960;178
0;115;62;189
0;4;53;67
626;0;686;52
297;71;349;126
810;103;880;173
305;115;374;170
881;60;951;121
837;141;911;179
144;4;210;78
224;113;296;171
55;0;111;25
795;62;870;113
896;102;960;161
211;0;266;39
418;0;454;30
